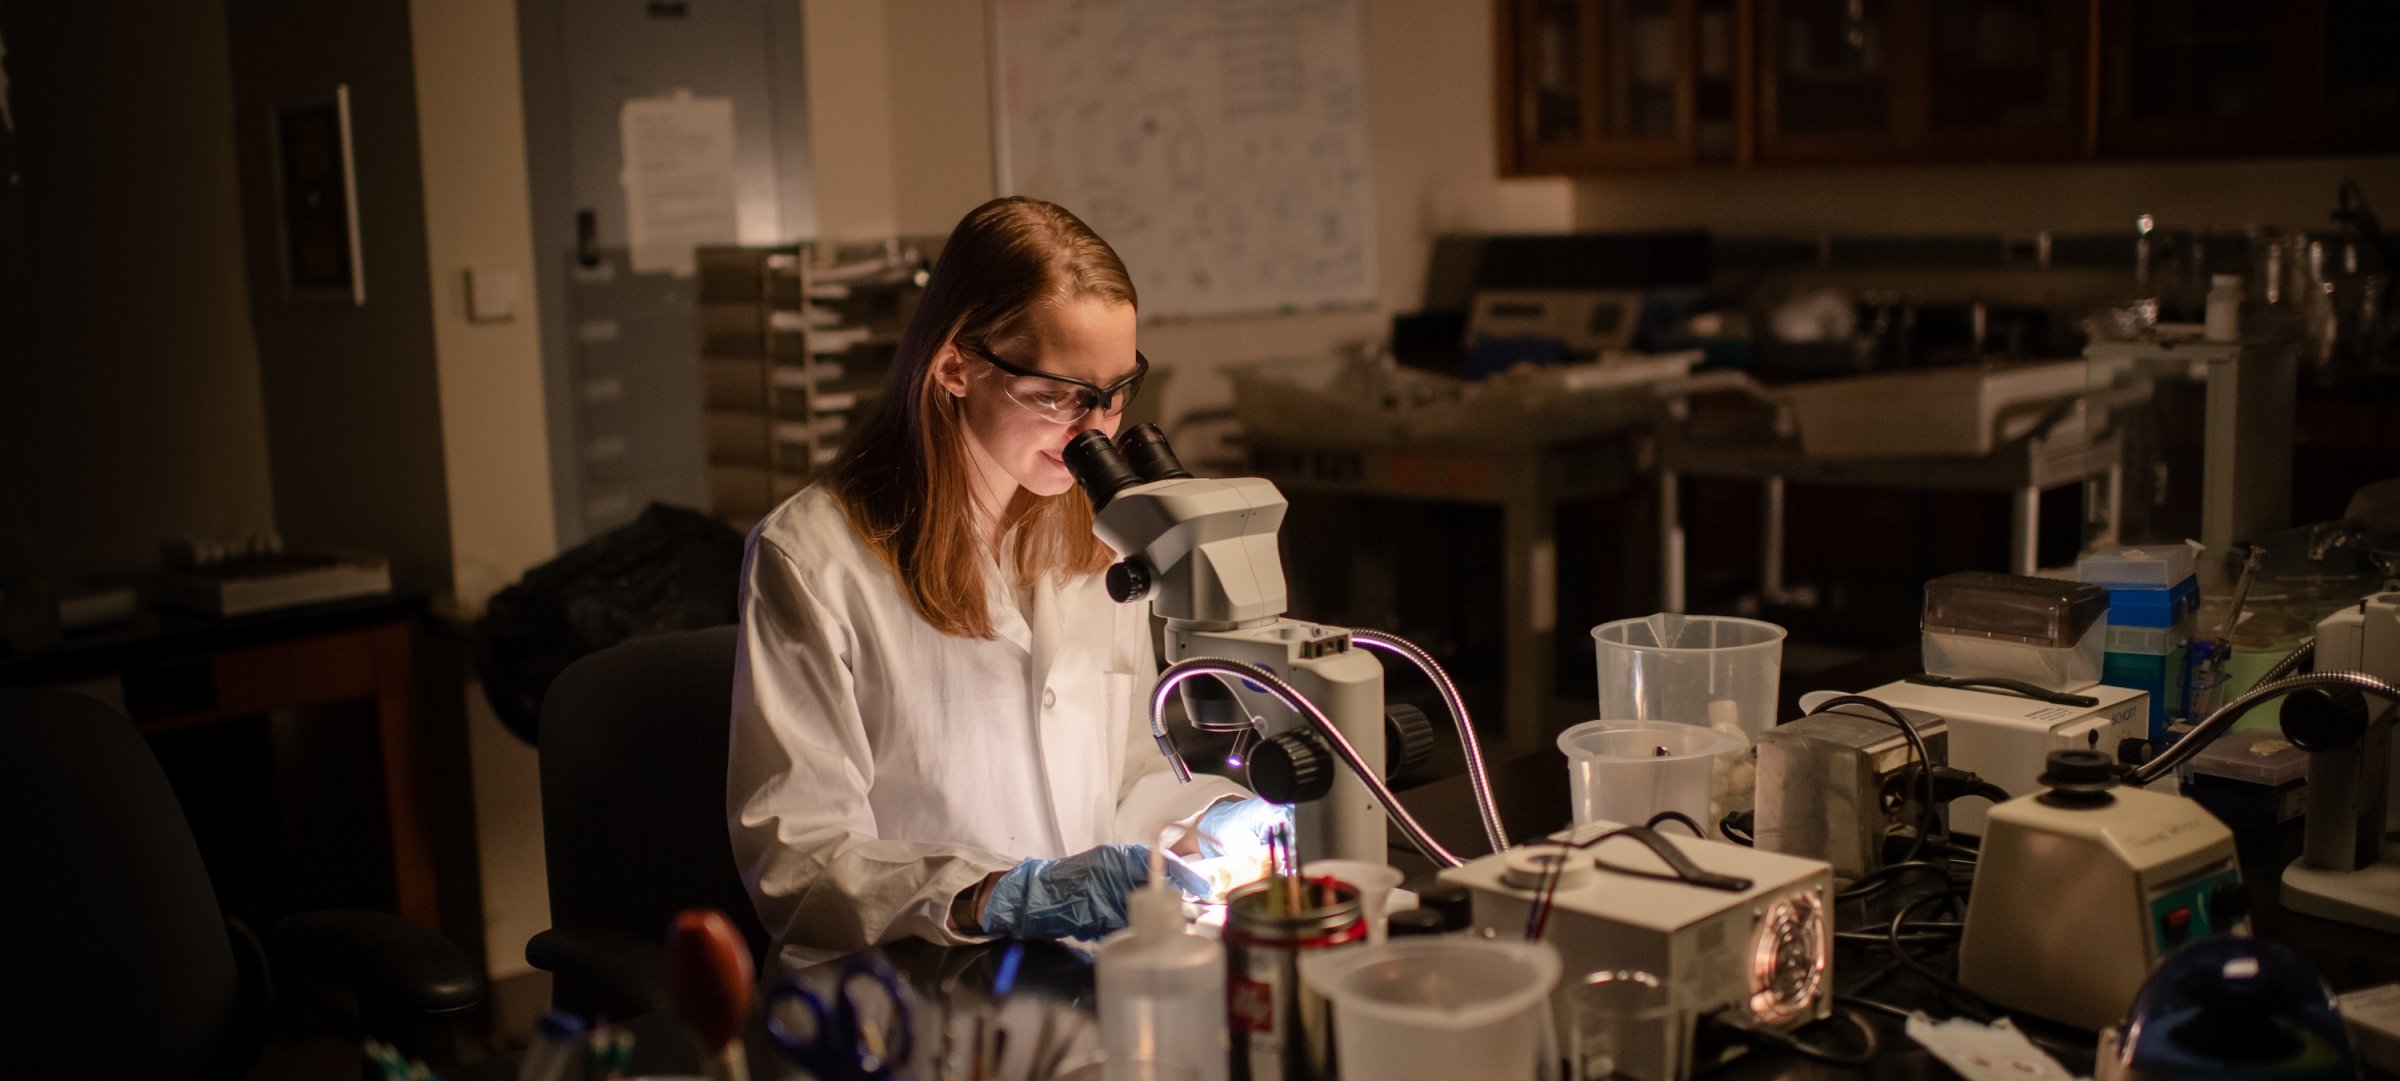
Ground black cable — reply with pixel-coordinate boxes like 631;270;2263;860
1711;1008;1880;1069
1836;920;1961;945
1836;859;1956;901
1807;695;1939;861
1835;994;1913;1022
1885;888;1994;1022
1645;810;1707;837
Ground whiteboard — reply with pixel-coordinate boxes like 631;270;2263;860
991;0;1378;322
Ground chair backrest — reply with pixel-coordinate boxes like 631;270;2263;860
535;626;768;965
1;688;244;1080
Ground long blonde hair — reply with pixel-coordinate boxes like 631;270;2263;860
827;197;1133;639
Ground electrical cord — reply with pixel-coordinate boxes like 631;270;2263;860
1836;859;1960;902
1835;921;1961;946
1806;695;1939;861
1884;888;1992;1022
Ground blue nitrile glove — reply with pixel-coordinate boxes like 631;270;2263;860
1196;796;1293;859
979;843;1211;941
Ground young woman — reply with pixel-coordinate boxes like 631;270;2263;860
727;197;1282;969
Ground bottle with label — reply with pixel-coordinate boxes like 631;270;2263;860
2204;274;2243;342
1097;847;1230;1081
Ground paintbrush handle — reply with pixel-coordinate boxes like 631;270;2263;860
698;1041;749;1081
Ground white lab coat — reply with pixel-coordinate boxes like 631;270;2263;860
728;485;1245;969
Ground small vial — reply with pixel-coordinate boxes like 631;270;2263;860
2204;274;2243;342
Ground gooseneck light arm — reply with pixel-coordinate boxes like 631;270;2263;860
1151;658;1466;868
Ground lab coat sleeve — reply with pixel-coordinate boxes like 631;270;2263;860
1110;606;1246;845
728;537;1019;969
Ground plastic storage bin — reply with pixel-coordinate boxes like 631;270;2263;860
1921;571;2110;692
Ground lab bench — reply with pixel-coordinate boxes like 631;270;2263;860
454;737;2400;1081
0;593;447;931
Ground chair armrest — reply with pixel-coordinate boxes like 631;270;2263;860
526;926;670;1019
271;909;486;1024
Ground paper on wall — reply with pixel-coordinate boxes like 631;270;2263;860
618;89;737;277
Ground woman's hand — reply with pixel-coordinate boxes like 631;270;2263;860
976;844;1209;941
1196;797;1293;860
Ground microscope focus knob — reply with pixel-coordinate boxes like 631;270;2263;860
1384;704;1437;783
1104;560;1153;604
1248;732;1334;804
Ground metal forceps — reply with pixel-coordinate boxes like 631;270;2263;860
765;955;917;1081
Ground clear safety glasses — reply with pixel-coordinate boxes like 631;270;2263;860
968;342;1148;427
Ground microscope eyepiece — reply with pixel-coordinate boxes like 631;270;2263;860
1117;423;1192;482
1062;429;1142;510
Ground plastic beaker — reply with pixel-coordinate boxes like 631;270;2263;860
1558;720;1746;836
1591;613;1786;741
1303;860;1404;944
1302;938;1561;1081
1592;613;1784;814
1569;970;1676;1081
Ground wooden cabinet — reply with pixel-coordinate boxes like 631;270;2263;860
1919;0;2088;158
2100;0;2400;158
1756;0;1904;163
1498;0;1748;171
1498;0;2397;173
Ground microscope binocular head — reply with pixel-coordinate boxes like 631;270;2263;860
1064;425;1290;627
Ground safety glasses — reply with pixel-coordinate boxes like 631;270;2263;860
967;342;1148;427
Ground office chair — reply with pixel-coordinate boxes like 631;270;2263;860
0;687;483;1081
527;624;770;1018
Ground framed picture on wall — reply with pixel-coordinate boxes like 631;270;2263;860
272;84;365;305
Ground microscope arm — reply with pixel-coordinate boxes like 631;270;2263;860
1152;658;1467;868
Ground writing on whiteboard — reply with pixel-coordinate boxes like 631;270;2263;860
993;0;1378;321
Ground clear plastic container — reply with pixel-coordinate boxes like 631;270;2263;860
1301;939;1560;1081
1921;571;2110;647
1590;614;1785;742
1098;859;1229;1081
1922;571;2110;691
2079;545;2200;588
1558;720;1747;835
1922;624;2107;691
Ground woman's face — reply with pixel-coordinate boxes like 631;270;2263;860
938;295;1140;503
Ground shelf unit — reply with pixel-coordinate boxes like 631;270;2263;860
697;244;926;529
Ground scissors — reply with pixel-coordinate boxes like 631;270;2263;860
764;955;917;1081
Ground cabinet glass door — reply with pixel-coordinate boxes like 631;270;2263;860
2319;0;2400;152
1760;0;1898;161
1527;0;1590;150
2101;0;2288;154
1923;0;2084;157
1602;0;1682;141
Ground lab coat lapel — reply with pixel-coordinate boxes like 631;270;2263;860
1027;575;1106;847
986;554;1034;660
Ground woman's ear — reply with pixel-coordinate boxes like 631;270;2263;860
931;340;972;398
